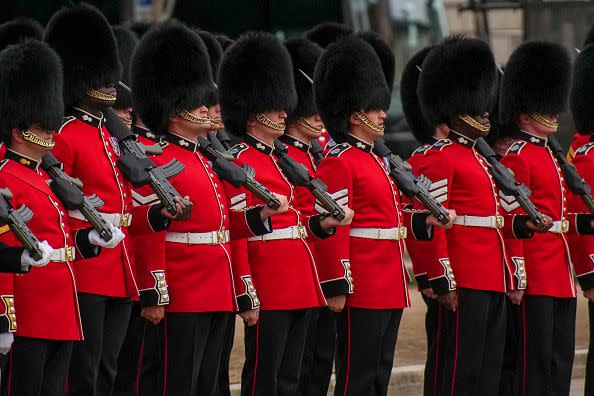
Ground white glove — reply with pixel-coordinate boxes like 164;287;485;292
0;332;14;355
21;240;54;269
88;225;125;248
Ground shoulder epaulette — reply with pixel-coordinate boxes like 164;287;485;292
431;139;452;151
412;144;432;156
57;116;76;134
159;140;169;149
506;140;526;155
229;143;249;158
325;143;351;158
574;142;594;157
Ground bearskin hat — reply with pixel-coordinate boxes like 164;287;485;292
499;41;571;126
570;43;594;134
314;34;390;143
112;25;138;109
418;35;497;128
285;38;323;123
305;22;352;49
585;24;594;47
0;40;63;144
215;34;234;52
218;31;297;137
44;3;121;109
128;21;152;38
401;46;434;143
358;31;395;92
0;18;43;51
131;20;214;135
196;30;223;81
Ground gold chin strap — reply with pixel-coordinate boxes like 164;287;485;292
210;118;224;129
21;130;55;148
255;113;285;131
87;89;116;102
118;113;132;127
297;117;323;134
176;110;211;125
458;114;491;133
354;110;385;133
530;113;559;129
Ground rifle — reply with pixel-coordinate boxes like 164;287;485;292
475;138;546;227
547;135;594;214
373;140;450;225
310;139;325;166
42;153;113;241
208;131;228;153
216;129;233;151
0;188;43;260
103;107;185;215
272;140;346;221
195;136;281;210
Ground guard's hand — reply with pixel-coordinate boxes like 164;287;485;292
89;225;125;248
0;332;13;355
420;288;437;300
141;305;165;325
21;241;54;269
527;215;553;233
427;209;457;229
326;295;347;313
437;290;458;312
239;308;259;326
507;290;524;305
161;196;193;221
320;206;354;231
261;193;289;219
584;288;594;302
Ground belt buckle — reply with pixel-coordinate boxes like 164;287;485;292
561;219;569;233
120;213;130;227
297;225;306;239
65;246;74;262
217;228;226;244
398;226;407;240
495;215;504;229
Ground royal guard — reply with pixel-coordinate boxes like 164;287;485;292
399;44;451;396
568;41;594;396
131;21;284;395
313;34;451;395
218;31;352;395
0;39;125;395
44;5;184;394
498;41;591;395
215;34;234;52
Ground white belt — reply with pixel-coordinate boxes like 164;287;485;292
166;230;230;245
248;226;307;242
69;210;132;228
50;246;75;262
453;215;504;229
548;220;569;234
350;227;407;240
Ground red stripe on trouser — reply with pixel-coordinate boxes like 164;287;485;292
343;307;351;396
162;317;168;396
433;304;441;396
250;321;260;396
449;290;460;396
136;321;147;396
522;301;527;396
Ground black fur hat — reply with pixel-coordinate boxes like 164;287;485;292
196;30;223;81
0;40;63;144
128;21;152;38
305;22;352;48
570;43;594;134
585;24;594;47
499;41;571;126
285;38;323;123
44;3;122;109
218;31;297;137
215;34;234;52
401;46;434;144
112;25;138;109
358;31;395;92
314;34;390;143
418;35;497;128
0;18;43;51
131;20;214;135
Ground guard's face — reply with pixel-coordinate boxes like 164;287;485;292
88;83;117;108
208;104;223;129
16;124;55;155
259;110;287;137
527;113;559;136
366;109;386;134
114;106;133;128
297;114;324;139
179;105;212;135
451;113;491;139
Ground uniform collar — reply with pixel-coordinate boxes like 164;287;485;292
449;130;476;149
280;134;310;153
5;149;40;171
69;107;105;128
245;134;273;155
518;130;548;147
132;125;160;143
346;134;373;153
164;132;197;152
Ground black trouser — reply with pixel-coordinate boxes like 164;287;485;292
516;295;576;396
137;320;165;396
216;314;235;396
242;308;313;396
297;307;336;396
440;288;506;396
498;300;521;396
68;293;133;396
114;302;144;395
334;307;403;396
165;312;230;396
422;295;445;396
586;301;594;396
7;337;73;396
